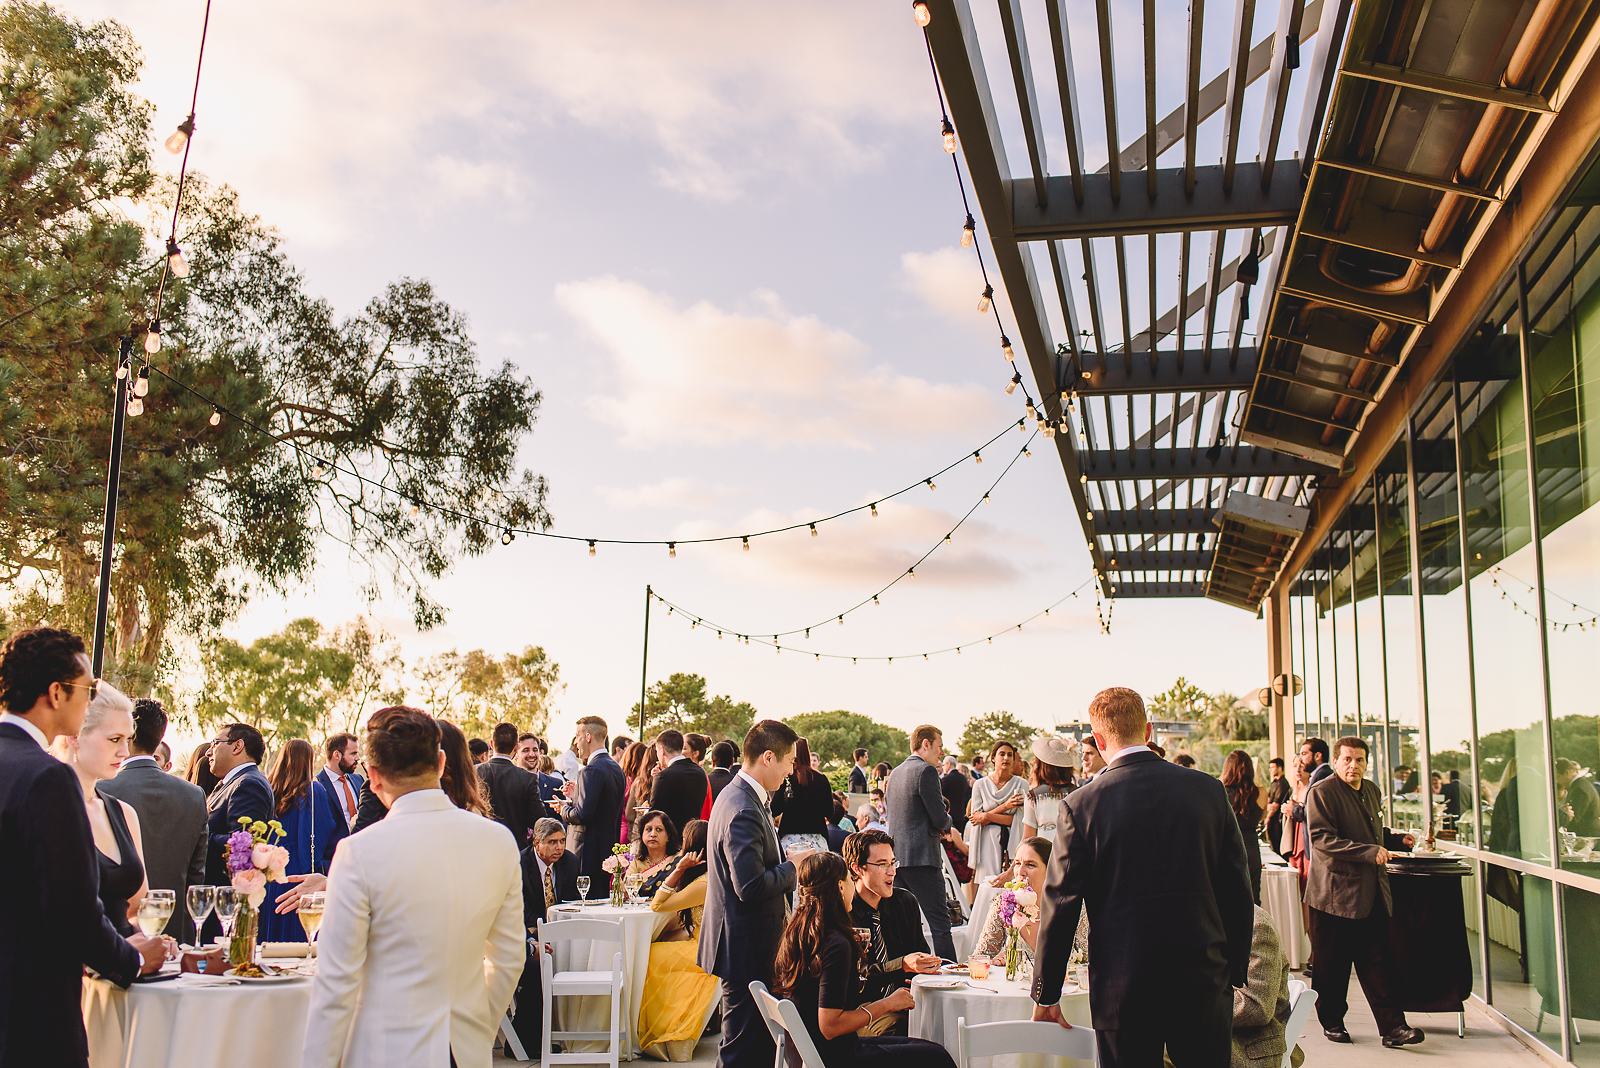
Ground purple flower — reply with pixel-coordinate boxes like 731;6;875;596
226;830;255;875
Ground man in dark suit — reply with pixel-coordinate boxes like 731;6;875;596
1032;687;1254;1068
561;715;627;891
885;725;956;959
849;747;871;794
650;728;708;833
477;722;550;850
204;722;275;888
316;731;363;865
511;818;584;1052
700;720;815;1068
1305;735;1421;1047
100;698;207;942
0;628;163;1068
707;740;737;802
940;754;973;833
1559;758;1600;837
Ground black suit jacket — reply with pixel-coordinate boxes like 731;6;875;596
567;751;627;885
698;774;796;982
849;765;870;794
707;766;734;803
315;767;364;860
349;778;388;834
1033;750;1253;1030
651;757;709;834
1;723;142;1068
204;764;274;886
477;757;550;850
520;848;582;929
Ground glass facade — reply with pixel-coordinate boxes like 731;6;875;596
1285;160;1600;1063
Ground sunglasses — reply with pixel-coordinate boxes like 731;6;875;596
59;678;101;701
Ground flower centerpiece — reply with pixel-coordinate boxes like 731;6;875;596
601;843;634;906
225;817;289;966
997;881;1039;982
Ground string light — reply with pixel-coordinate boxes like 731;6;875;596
1005;373;1020;395
1000;335;1015;363
126;396;144;417
668;542;677;558
926;478;936;491
115;361;129;381
742;536;750;551
208;406;221;427
941;117;957;153
164;115;195;155
973;450;983;464
912;1;932;27
144;320;162;355
165;239;190;279
977;284;994;314
587;540;597;557
133;365;150;398
500;529;514;545
961;213;976;248
870;502;878;518
809;523;819;538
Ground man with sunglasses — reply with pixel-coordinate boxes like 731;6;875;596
843;829;943;1021
202;722;275;931
0;627;165;1067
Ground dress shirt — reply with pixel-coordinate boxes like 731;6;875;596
1105;743;1153;765
120;754;158;769
735;769;770;806
327;766;359;825
220;760;260;787
0;712;48;749
664;753;688;768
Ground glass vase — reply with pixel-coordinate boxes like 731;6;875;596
609;872;626;907
228;901;259;967
1004;928;1021;982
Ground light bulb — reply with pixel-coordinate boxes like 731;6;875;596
133;368;150;398
837;615;844;625
944;533;952;543
1043;423;1056;439
1005;374;1019;396
742;536;750;551
1025;400;1036;420
977;284;994;314
126;397;144;416
587;540;597;557
961;213;975;248
908;567;916;579
144;322;162;354
1036;415;1047;432
115;363;129;381
1000;335;1015;362
913;1;932;27
810;523;818;537
166;239;190;278
870;503;878;518
926;478;936;491
873;595;880;605
501;529;514;545
941;118;957;153
1023;447;1032;457
209;407;222;427
1086;510;1095;521
164;116;195;155
668;542;677;558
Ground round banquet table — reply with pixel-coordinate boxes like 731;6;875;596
83;955;314;1068
1260;864;1308;969
547;901;673;1059
908;972;1093;1068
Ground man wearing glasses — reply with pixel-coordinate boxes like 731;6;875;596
843;829;944;1034
202;722;275;929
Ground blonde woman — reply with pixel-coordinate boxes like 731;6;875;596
51;682;151;936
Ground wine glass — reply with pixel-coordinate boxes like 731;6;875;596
137;889;176;938
624;873;643;906
186;885;216;946
576;875;591;903
213;888;240;943
298;891;326;957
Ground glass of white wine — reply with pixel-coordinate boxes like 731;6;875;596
576;875;591;903
298;891;326;957
213;887;240;942
624;874;643;906
186;885;216;947
137;889;176;938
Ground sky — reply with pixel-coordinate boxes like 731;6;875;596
67;0;1274;750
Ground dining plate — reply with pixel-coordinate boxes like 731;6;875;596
223;967;305;983
917;977;969;989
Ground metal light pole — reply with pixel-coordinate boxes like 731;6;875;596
91;334;134;677
638;584;652;739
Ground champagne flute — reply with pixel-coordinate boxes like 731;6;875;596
298;891;326;957
213;888;240;944
576;875;591;903
186;885;216;947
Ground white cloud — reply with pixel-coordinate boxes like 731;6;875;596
555;276;1001;447
424;155;528;204
899;248;1012;331
596;478;732;512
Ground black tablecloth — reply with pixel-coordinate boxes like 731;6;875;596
1384;868;1473;1013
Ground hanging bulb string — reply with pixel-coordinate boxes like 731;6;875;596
149;0;213;324
142;361;1029;550
653;576;1096;663
645;428;1038;640
1488;566;1599;631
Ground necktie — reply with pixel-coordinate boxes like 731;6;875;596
544;865;556;908
340;774;357;816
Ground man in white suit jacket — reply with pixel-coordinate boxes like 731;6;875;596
302;707;525;1068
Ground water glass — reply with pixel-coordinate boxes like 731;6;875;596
186;885;217;945
576;876;591;902
968;956;991;981
213;887;240;942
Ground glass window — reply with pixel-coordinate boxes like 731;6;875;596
1316;539;1337;740
1486;868;1561;1054
1564;884;1600;1061
1331;523;1360;742
1351;484;1394;814
1377;457;1423;830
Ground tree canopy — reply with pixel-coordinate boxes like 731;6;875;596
955;710;1038;762
0;3;550;691
783;711;908;769
632;672;758;742
412;645;562;740
1149;677;1268;742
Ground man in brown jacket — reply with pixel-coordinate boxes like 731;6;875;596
1305;735;1421;1048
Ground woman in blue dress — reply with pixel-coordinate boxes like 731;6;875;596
263;738;336;942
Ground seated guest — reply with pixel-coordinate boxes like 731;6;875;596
511;818;579;1055
856;802;888;834
51;682;151;937
844;829;942;1032
1229;905;1303;1068
185;740;220;795
772;853;955;1068
628;809;680;883
773;737;834;856
825;797;851;853
639;820;719;1060
263;739;337;942
302;706;524;1068
101;697;207;942
974;836;1088;966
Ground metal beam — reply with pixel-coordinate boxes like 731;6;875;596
1221;0;1259;191
1339;58;1554;113
1300;210;1461;270
1296;0;1354;171
1113;581;1209;598
998;0;1049;207
1012;162;1301;241
1131;229;1279;352
1279;259;1432;325
1256;365;1377;402
1316;155;1502;202
1258;0;1307;186
1106;550;1214;572
1076;347;1261;394
1081;446;1333;480
1091;508;1217;535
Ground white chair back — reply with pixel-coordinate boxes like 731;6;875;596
538;915;625;947
1282;979;1317;1067
747;981;790;1068
743;987;827;1068
957;1016;1098;1067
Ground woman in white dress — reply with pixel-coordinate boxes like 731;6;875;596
1022;734;1079;842
964;740;1027;884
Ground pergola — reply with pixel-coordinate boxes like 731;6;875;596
922;0;1600;612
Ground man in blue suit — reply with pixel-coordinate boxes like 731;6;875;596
699;720;817;1068
204;722;275;918
561;714;626;892
316;731;363;868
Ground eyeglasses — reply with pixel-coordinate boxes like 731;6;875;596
864;859;899;870
59;678;100;700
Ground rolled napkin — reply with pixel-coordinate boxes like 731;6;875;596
259;941;310;958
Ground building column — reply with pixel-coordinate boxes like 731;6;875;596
1265;584;1294;759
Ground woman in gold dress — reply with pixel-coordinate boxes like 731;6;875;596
636;819;718;1061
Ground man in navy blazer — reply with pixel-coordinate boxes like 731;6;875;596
699;720;816;1068
316;731;364;867
561;715;626;891
204;722;276;890
0;628;164;1068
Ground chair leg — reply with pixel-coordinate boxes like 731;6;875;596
1457;1012;1465;1039
610;978;622;1068
500;1014;529;1061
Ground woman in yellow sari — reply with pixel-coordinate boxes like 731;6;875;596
637;819;718;1061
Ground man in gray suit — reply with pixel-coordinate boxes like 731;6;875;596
885;724;956;959
699;719;815;1068
99;698;207;942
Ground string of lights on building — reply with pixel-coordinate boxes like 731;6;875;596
1489;567;1598;633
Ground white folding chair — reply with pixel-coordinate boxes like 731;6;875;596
957;1016;1098;1067
1282;979;1318;1067
747;980;829;1068
537;917;626;1068
748;981;790;1068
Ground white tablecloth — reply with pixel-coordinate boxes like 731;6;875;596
546;902;670;1059
1260;864;1308;969
83;958;313;1068
909;973;1092;1067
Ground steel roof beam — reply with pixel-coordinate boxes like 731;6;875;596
1076;348;1261;394
1107;550;1214;571
1339;58;1554;113
1115;581;1210;598
1081;446;1334;480
1012;162;1302;241
1090;508;1218;535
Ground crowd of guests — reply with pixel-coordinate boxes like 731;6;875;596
3;620;1458;1067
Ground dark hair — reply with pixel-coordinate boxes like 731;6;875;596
1174;753;1196;768
989;739;1017;761
742;719;798;765
1080;737;1098;751
517;732;537;745
791;737;817;786
221;723;266;763
874;761;891;781
439;721;492;817
911;724;941;750
468;737;490;759
1149;743;1167;760
1221;749;1259;818
1020;835;1053;864
830;794;848;824
1304;737;1331;763
365;706;441;779
655;729;685;754
1333;735;1368;758
606;731;628;753
1269;757;1285;770
0;626;87;713
685;733;710;760
1034;756;1076;790
269;739;316;817
129;698;168;755
186;741;220;794
634;809;681;860
681;817;709;857
324;732;357;762
854;748;868;762
711;739;737;769
773;853;854;999
491;722;519;755
842;828;894;870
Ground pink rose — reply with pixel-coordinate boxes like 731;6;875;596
1009;910;1031;929
267;845;291;883
251;842;274;871
232;867;268;909
1012;889;1038;910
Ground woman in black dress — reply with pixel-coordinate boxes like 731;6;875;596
1221;748;1264;904
773;853;955;1068
771;737;833;856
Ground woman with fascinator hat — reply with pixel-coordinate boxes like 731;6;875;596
1022;734;1079;842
